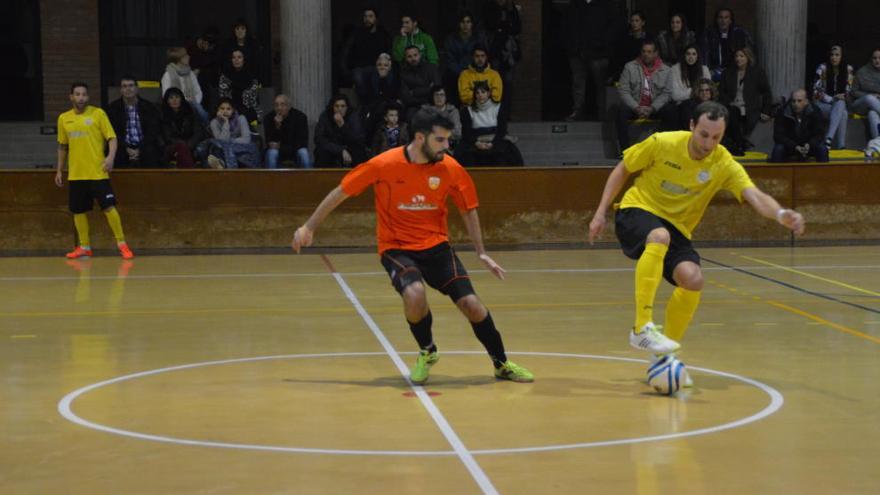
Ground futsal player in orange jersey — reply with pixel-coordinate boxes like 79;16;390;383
292;110;533;384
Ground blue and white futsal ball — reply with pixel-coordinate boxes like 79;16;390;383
647;355;687;396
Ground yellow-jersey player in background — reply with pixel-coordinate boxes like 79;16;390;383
588;101;805;386
55;82;134;259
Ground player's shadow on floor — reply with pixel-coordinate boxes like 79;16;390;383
281;374;498;389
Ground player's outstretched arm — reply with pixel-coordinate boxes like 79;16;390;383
460;208;506;280
742;187;805;235
292;186;351;253
588;160;631;244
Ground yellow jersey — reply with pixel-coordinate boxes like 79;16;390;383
619;131;755;239
57;106;116;181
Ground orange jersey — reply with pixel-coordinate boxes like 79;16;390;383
340;146;479;253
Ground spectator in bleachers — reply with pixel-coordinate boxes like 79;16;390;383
400;45;442;121
665;45;711;130
481;0;522;79
218;49;261;125
356;53;401;140
222;19;262;82
612;11;649;80
263;94;311;169
186;27;221;108
458;80;523;166
656;13;696;67
314;94;367;168
615;39;675;153
812;45;854;150
719;47;772;155
391;14;439;66
458;45;503;106
161;47;209;123
677;78;718;130
159;87;205;169
420;85;462;147
564;0;617;121
852;48;880;140
770;89;828;163
371;102;409;157
341;7;391;93
204;97;260;169
700;8;754;82
443;11;487;105
106;76;163;168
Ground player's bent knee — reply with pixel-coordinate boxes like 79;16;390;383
646;228;671;245
675;264;704;290
401;281;427;305
456;294;486;321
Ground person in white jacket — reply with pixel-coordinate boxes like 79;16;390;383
161;47;209;123
664;45;710;130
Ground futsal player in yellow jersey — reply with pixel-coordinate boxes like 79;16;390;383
589;101;805;382
55;82;134;259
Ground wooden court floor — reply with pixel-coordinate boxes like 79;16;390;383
1;246;879;494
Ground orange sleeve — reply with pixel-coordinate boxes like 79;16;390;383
449;164;479;211
340;158;381;196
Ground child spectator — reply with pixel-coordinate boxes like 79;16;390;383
371;103;409;156
204;98;260;168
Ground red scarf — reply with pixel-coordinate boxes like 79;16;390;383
638;57;664;107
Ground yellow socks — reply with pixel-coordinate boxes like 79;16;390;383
664;287;702;342
634;242;668;330
103;207;126;244
73;213;90;248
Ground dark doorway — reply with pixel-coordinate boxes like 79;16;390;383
0;0;43;121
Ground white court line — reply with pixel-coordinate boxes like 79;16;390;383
327;271;499;495
4;264;880;282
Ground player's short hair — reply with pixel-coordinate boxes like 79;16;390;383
411;109;454;136
692;101;729;125
70;82;88;94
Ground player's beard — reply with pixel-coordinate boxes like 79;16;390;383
421;141;445;163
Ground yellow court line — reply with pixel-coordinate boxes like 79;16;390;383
738;254;880;297
765;300;880;345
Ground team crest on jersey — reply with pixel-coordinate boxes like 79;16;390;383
428;176;440;190
697;170;711;183
84;118;94;126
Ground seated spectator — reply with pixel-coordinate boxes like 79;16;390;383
665;44;711;130
770;89;828;163
341;7;391;91
314;94;367;168
161;47;209;123
852;48;880;140
719;47;772;154
371;102;409;156
218;49;261;125
105;75;163;168
222;19;262;82
159;87;205;168
420;85;462;146
812;45;854;149
185;27;221;102
356;53;401;140
678;78;718;131
458;45;503;107
391;14;438;65
203;98;260;169
612;11;649;79
656;13;696;66
399;45;441;121
458;80;523;166
615;39;675;153
263;94;311;169
700;8;754;81
443;11;487;105
481;0;523;78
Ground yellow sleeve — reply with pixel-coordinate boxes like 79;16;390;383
622;133;660;173
98;109;117;140
722;159;756;202
57;114;68;145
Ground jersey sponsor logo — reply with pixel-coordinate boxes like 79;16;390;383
660;180;690;195
664;160;681;170
398;194;439;211
68;131;86;138
428;176;441;190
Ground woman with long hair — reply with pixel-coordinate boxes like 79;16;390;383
218;49;261;124
666;45;711;129
813;44;854;149
314;94;367;167
159;87;205;168
656;13;696;66
719;47;773;154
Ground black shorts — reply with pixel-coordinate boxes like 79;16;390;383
69;179;117;214
615;207;701;286
381;242;476;302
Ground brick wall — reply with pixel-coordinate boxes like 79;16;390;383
40;0;102;122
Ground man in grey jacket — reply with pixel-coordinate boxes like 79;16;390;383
852;48;880;140
615;39;676;153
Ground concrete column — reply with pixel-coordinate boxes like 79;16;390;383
756;0;808;101
280;0;331;129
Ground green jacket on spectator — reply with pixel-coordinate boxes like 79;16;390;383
392;29;439;65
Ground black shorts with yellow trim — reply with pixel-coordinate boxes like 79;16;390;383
69;179;117;214
380;242;476;302
615;207;701;286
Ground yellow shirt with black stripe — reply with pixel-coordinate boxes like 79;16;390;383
619;131;755;239
57;106;116;181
